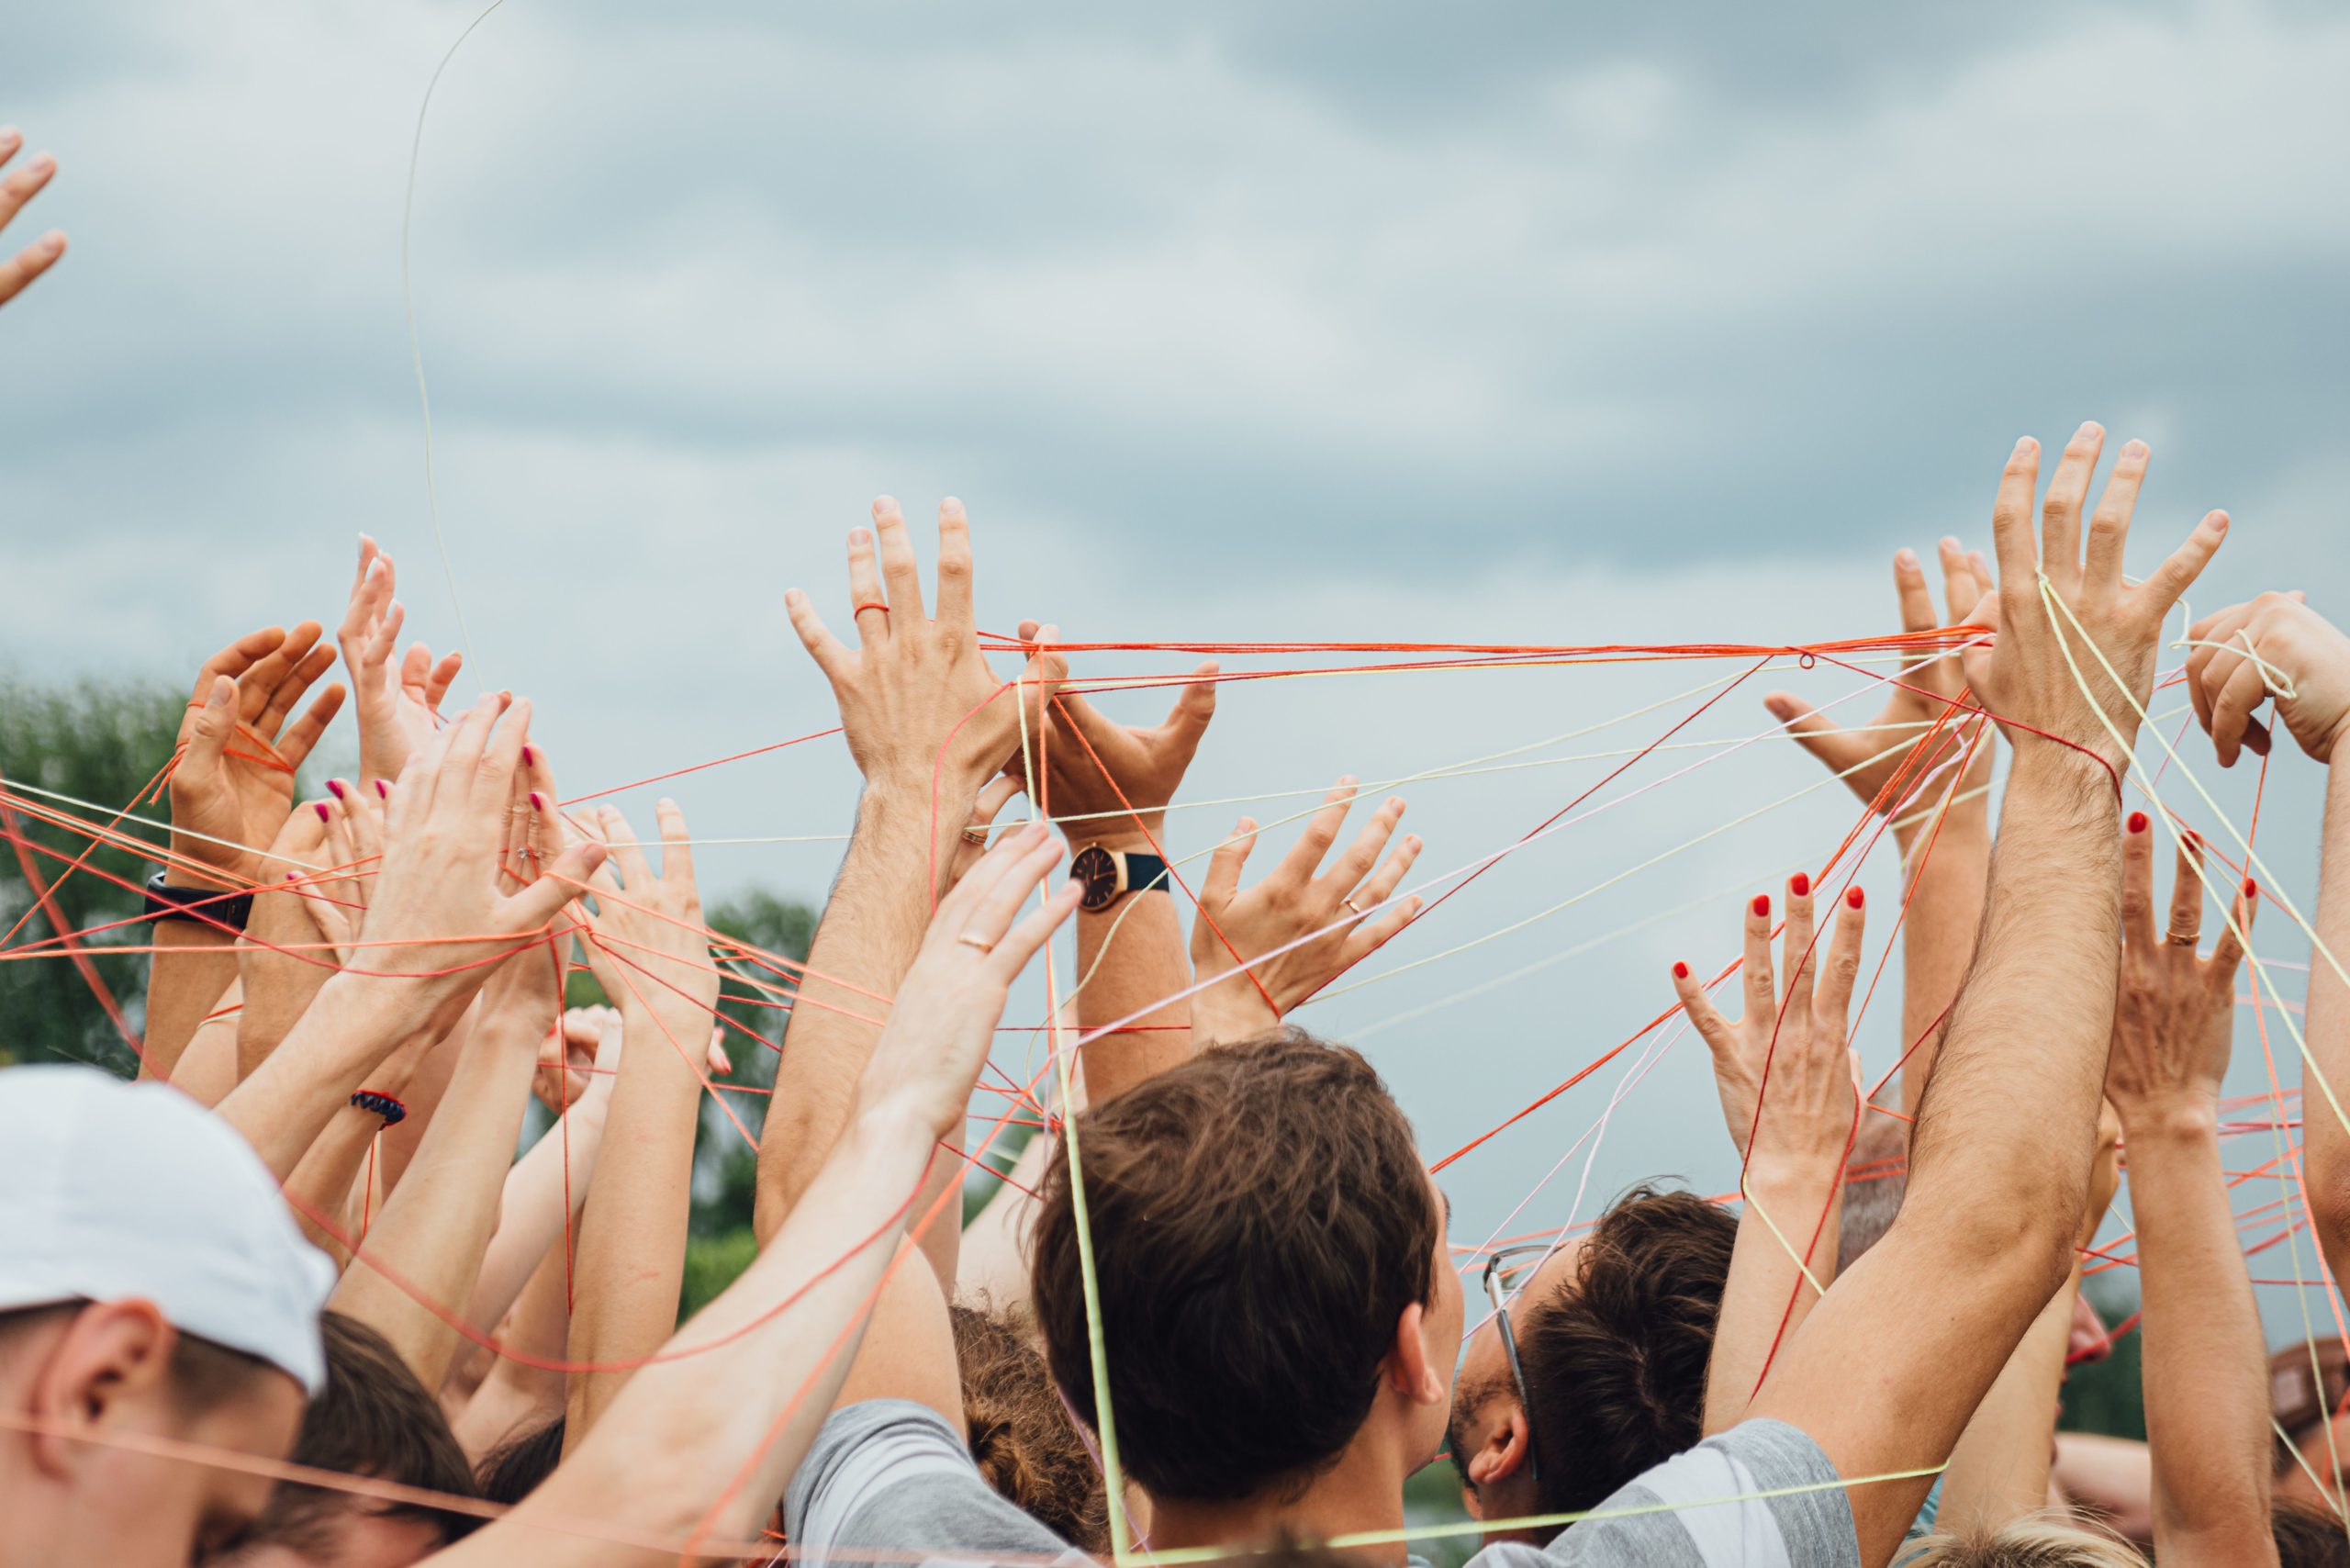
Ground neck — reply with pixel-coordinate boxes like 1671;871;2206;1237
1143;1426;1418;1566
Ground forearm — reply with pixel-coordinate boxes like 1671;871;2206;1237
2131;1114;2278;1558
562;997;707;1445
285;1104;388;1266
2305;746;2350;1279
141;922;241;1081
956;1118;1059;1307
376;1009;469;1197
218;974;425;1179
453;1240;576;1461
465;1100;935;1568
1705;1166;1841;1434
329;1019;541;1391
168;981;243;1108
755;788;940;1248
1897;811;1990;1113
464;1088;610;1335
234;888;337;1081
1939;1263;2076;1530
1069;831;1192;1103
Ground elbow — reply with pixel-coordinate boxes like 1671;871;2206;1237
1937;1182;2080;1305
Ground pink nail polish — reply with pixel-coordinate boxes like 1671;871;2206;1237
326;778;345;800
529;791;544;811
521;745;535;766
313;802;330;823
374;778;390;800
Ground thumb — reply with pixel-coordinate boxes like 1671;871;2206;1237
1163;660;1220;741
1762;692;1863;775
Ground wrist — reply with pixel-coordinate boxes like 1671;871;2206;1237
1064;821;1164;852
2007;738;2119;794
2114;1097;2221;1146
1741;1148;1846;1204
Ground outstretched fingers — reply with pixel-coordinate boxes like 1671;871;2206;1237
2120;810;2157;949
1672;960;1740;1066
1279;777;1359;885
1740;892;1775;1034
2209;875;2257;979
2039;422;2104;587
784;587;855;684
1812;887;1868;1032
2079;438;2148;594
1319;796;1407;899
934;498;975;633
1989;437;2042;602
2138;510;2231;626
1198;818;1257;915
871;497;925;622
1779;873;1818;1011
2165;834;2206;949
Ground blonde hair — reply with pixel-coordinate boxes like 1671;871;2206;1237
1898;1517;2148;1568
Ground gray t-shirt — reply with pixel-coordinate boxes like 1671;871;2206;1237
785;1399;1860;1568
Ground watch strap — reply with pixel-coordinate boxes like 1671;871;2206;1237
1121;852;1171;896
144;871;253;933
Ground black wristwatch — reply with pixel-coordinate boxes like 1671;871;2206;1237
144;871;254;933
1069;845;1171;913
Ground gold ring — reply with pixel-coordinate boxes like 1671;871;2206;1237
956;933;995;955
2164;929;2199;947
1341;897;1362;915
961;828;990;847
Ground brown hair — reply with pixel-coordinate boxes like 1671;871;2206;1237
476;1416;565;1506
953;1301;1111;1551
1480;1186;1735;1526
1900;1518;2147;1567
1030;1030;1438;1502
239;1311;482;1552
2273;1500;2350;1568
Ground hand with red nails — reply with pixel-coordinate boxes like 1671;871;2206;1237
574;801;722;1034
1187;778;1424;1046
2182;591;2350;768
168;622;348;887
337;535;465;787
784;497;1065;809
1958;425;2228;776
1673;873;1866;1170
0;127;66;308
1765;540;1996;841
1002;616;1217;847
2104;821;2255;1125
288;779;386;968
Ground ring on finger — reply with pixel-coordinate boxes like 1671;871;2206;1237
1341;897;1362;915
956;933;995;955
2164;927;2199;947
961;827;990;847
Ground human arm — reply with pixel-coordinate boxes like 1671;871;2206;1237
429;826;1080;1567
1673;872;1865;1435
1186;780;1422;1047
154;624;343;1081
560;801;723;1447
452;1239;574;1461
2180;593;2350;1280
754;498;1061;1289
1746;426;2228;1566
0;128;65;307
2101;823;2274;1563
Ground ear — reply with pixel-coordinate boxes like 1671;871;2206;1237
1384;1301;1446;1407
25;1300;178;1479
1466;1406;1533;1488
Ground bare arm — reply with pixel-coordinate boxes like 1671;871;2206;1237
562;801;722;1446
1749;428;2228;1566
453;1240;575;1462
1937;1266;2080;1529
1677;874;1863;1434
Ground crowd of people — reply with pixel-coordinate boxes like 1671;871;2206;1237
6;123;2350;1568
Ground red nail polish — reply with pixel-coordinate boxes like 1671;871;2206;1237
326;778;345;800
1751;894;1771;919
2126;811;2147;834
1672;961;1690;980
1846;887;1865;909
2244;878;2258;900
313;802;330;823
1790;872;1810;897
374;778;390;800
521;745;535;766
529;791;544;811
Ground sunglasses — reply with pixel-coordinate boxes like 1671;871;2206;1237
1481;1242;1551;1484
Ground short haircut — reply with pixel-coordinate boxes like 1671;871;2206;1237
476;1417;565;1506
1899;1518;2147;1567
2273;1500;2350;1568
1030;1030;1438;1502
239;1311;483;1552
1839;1115;1908;1273
952;1301;1110;1551
0;1301;273;1414
1482;1186;1735;1526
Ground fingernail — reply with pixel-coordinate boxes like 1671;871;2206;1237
27;152;54;176
1846;887;1865;909
529;791;545;811
1751;894;1771;918
2013;437;2037;457
284;872;297;883
374;778;390;800
313;802;330;823
1672;961;1690;980
1789;872;1810;897
2244;878;2258;900
1762;695;1792;719
2121;439;2148;460
2127;811;2147;834
521;745;535;766
326;778;345;800
1896;548;1918;569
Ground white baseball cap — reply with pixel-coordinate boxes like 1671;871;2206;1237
0;1066;336;1395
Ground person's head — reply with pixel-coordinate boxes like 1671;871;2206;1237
1839;1113;1908;1273
952;1301;1113;1551
0;1067;335;1568
2271;1499;2350;1568
476;1417;565;1507
2272;1339;2350;1512
1030;1030;1458;1508
1899;1518;2147;1567
209;1312;482;1566
1449;1185;1735;1540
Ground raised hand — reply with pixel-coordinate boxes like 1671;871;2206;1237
2184;592;2350;768
784;498;1065;807
1765;541;1995;836
290;778;385;966
944;776;1027;892
2104;815;2255;1123
1188;779;1422;1043
336;536;464;786
1960;425;2227;773
0;128;66;308
1673;875;1866;1170
576;801;723;1041
1004;616;1216;846
853;821;1080;1137
169;624;346;887
350;695;601;1034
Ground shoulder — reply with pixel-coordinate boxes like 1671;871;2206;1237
1470;1419;1858;1568
787;1398;1080;1568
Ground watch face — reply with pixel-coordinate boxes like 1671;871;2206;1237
1070;845;1121;912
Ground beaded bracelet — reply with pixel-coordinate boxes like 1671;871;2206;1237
349;1089;408;1127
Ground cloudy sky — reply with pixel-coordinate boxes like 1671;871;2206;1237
4;1;2347;1321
